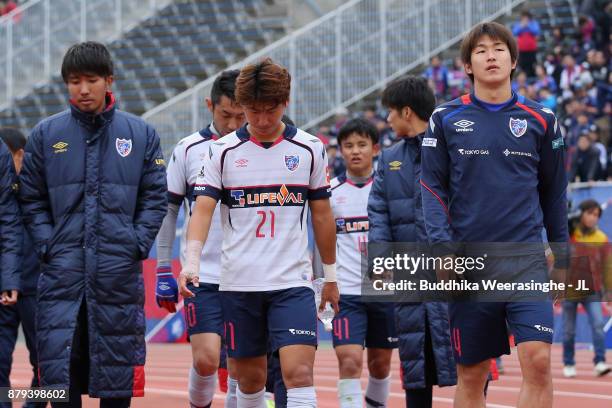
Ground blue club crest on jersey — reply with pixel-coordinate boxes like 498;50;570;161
509;118;528;138
284;155;300;172
116;138;132;157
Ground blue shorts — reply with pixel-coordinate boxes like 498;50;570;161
184;283;224;338
221;287;318;358
449;300;553;365
332;295;398;349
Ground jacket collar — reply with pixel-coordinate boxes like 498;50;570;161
70;92;116;130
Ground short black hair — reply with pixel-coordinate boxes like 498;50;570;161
337;118;379;146
381;75;435;121
281;115;295;127
579;199;602;218
211;69;240;105
0;128;26;153
61;42;114;82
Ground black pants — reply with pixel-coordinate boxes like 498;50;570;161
519;51;537;77
52;301;130;408
404;322;436;407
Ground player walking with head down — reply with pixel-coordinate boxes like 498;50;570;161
180;57;339;408
154;70;245;408
421;22;568;408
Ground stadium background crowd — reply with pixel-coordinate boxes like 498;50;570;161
313;0;612;184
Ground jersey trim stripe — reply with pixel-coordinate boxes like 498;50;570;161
249;134;284;148
223;183;309;189
168;190;184;205
284;138;315;175
220;139;249;183
193;184;222;200
309;186;332;200
184;138;208;157
345;178;373;188
442;105;470;127
516;102;547;131
461;94;471;104
420;179;450;220
331;181;346;191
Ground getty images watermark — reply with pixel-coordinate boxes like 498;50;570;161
360;242;591;303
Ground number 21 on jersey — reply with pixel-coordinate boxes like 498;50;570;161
256;210;275;238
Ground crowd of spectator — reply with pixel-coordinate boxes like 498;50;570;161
315;2;612;183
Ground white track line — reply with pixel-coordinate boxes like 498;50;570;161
144;301;185;343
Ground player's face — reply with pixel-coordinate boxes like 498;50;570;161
466;35;516;88
340;133;378;177
208;95;246;137
67;73;113;114
386;108;410;137
243;102;288;137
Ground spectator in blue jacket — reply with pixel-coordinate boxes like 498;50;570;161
0;135;23;407
19;42;167;408
368;75;457;408
0;128;46;408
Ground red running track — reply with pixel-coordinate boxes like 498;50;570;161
8;343;612;407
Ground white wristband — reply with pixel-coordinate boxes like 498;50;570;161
184;240;204;276
322;263;337;282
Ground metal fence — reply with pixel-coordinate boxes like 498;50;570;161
143;0;526;158
0;0;172;109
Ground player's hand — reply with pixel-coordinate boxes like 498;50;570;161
155;266;178;313
178;265;199;299
1;290;18;306
320;281;340;315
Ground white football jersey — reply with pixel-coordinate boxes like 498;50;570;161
167;125;223;284
331;174;372;295
194;125;331;291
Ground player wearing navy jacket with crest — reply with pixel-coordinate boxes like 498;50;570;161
19;42;167;406
180;58;339;408
421;23;568;408
154;70;245;408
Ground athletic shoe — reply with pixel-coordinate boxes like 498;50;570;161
563;365;577;378
594;362;611;377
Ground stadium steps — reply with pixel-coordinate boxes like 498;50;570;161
0;0;288;133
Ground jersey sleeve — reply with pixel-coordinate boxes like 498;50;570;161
420;110;456;256
308;141;331;200
538;111;569;267
193;143;222;202
166;142;187;205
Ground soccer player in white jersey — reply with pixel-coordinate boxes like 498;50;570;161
180;57;339;408
154;70;245;408
328;118;397;408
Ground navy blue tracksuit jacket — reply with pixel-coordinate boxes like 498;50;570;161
421;93;568;257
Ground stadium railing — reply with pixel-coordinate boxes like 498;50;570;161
143;0;527;158
0;0;172;109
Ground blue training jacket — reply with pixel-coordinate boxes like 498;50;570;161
18;94;167;398
0;138;22;292
421;93;568;257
